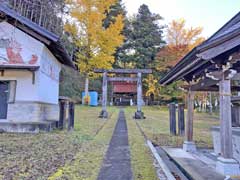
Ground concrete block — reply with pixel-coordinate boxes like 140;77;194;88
183;141;197;153
211;126;240;163
99;110;108;118
7;102;59;122
0;121;56;133
216;157;240;176
134;111;145;119
211;127;221;155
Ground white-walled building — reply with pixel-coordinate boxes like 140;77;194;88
0;5;75;132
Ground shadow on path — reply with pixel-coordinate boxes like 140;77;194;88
97;109;133;180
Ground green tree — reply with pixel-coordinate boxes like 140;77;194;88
103;0;126;29
114;16;135;68
130;4;165;69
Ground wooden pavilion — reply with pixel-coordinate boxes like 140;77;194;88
112;81;137;106
160;12;240;176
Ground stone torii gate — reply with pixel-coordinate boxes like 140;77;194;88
94;69;152;119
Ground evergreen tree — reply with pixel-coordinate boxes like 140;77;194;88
103;0;126;29
130;4;165;68
114;17;134;68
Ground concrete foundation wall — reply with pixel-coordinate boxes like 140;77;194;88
211;126;240;163
7;102;59;122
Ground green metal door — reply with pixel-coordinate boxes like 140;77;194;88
0;81;8;119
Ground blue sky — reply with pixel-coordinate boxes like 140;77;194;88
123;0;239;38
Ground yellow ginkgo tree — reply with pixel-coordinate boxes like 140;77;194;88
65;0;124;104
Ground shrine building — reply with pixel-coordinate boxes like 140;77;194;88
0;5;74;132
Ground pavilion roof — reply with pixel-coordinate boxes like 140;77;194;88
0;4;75;68
159;11;240;86
113;81;137;93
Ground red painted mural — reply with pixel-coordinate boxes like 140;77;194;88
0;39;38;65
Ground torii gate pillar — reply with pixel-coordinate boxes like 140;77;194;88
99;72;108;118
135;72;145;119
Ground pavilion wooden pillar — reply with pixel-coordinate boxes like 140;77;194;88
219;77;233;158
135;72;145;119
216;71;240;176
183;87;196;152
99;72;108;118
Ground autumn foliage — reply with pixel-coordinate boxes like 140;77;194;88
156;18;205;71
65;0;124;76
65;0;124;99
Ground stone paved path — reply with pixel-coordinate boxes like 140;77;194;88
97;109;133;180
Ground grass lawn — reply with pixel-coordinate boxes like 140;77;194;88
130;106;219;148
0;106;117;180
51;107;163;180
49;107;118;180
125;108;162;180
0;106;217;180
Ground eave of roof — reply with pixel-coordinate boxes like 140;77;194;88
160;11;240;85
0;65;40;71
0;4;75;69
0;5;58;42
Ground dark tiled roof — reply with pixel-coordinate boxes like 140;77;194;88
211;21;240;41
0;4;75;68
205;12;240;43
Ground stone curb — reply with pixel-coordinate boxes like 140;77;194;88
147;140;176;180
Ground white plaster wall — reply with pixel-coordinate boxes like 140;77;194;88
38;46;61;104
0;68;60;104
0;70;39;101
38;72;59;104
